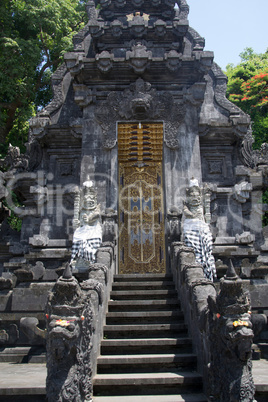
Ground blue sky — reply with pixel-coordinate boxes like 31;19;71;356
186;0;268;70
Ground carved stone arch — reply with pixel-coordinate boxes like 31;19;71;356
95;79;186;149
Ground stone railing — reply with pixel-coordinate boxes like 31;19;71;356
46;241;115;402
170;242;216;394
171;241;256;401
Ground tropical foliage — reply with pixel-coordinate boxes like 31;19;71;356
0;0;87;157
226;48;268;148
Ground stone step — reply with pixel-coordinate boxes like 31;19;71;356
114;274;173;282
103;323;188;339
0;362;46;400
110;289;178;300
108;299;180;311
0;347;46;364
97;353;197;374
106;310;184;324
101;337;192;355
112;281;175;290
93;394;207;402
93;371;203;396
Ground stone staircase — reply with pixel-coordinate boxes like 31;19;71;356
92;274;207;402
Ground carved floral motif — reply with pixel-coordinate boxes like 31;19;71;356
95;78;185;149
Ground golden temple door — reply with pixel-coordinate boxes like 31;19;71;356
118;122;166;274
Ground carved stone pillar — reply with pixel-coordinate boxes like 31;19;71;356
208;262;255;401
46;264;94;402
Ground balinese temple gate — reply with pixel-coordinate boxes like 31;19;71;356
0;1;268;401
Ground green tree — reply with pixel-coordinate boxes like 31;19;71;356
226;48;268;148
0;0;87;157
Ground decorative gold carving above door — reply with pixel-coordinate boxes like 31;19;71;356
118;122;165;274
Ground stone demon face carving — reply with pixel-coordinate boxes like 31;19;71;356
186;186;202;207
82;181;98;210
222;313;253;362
48;315;81;361
130;93;152;117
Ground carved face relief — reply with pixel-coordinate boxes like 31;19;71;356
130;93;152;117
111;20;123;37
126;44;152;74
88;20;104;37
129;16;148;38
165;50;182;71
49;316;81;360
96;51;114;73
223;315;253;362
154;20;167;37
187;187;202;207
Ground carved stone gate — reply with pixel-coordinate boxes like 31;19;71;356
118;122;166;274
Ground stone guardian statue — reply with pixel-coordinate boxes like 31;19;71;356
183;178;217;281
71;181;102;270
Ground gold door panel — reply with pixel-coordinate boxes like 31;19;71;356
118;122;165;274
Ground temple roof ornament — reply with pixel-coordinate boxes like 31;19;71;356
126;43;152;74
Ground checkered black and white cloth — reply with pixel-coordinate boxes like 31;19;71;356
71;221;102;263
183;219;216;281
71;238;102;262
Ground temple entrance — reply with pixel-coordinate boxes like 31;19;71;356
118;122;166;274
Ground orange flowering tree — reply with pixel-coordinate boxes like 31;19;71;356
226;48;268;148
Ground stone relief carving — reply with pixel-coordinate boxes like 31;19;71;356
1;140;42;173
95;51;114;73
187;27;205;51
2;144;28;171
233;181;252;203
208;160;223;174
95;78;186;149
177;0;190;20
46;264;94;402
86;0;98;20
241;126;268;168
154;19;167;37
128;15;148;38
110;19;123;37
73;84;94;107
208;262;255;401
235;232;255;245
88;18;104;38
126;43;152;74
165;50;182;72
41;64;66;116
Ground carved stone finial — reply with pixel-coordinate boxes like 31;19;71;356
63;262;73;280
225;259;238;281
